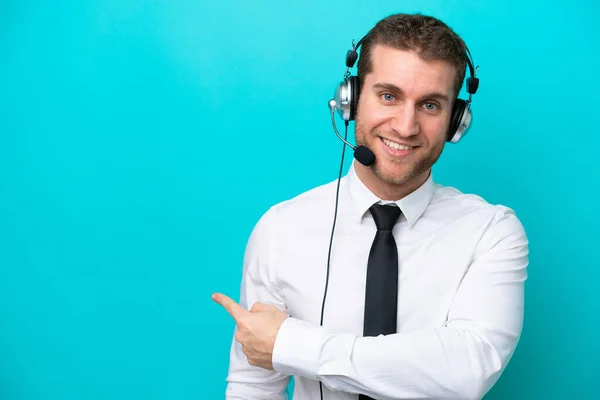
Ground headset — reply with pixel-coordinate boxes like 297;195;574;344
319;34;480;400
330;34;480;144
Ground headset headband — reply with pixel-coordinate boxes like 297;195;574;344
344;34;479;100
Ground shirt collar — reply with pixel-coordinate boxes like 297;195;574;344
345;160;435;228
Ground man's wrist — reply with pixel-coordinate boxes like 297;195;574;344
272;317;326;379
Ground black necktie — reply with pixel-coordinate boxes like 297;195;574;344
359;204;401;400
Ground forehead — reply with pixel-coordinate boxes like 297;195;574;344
366;44;457;97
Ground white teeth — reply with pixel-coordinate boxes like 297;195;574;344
382;138;412;151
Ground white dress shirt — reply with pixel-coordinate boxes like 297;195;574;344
225;162;529;400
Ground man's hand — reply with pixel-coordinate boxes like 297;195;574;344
213;293;289;370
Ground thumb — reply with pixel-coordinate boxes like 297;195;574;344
250;302;270;313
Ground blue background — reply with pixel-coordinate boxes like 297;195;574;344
1;0;599;398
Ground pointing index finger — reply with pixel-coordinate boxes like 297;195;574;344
212;293;247;321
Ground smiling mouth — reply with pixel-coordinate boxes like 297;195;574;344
381;137;416;151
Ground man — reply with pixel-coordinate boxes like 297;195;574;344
213;12;528;400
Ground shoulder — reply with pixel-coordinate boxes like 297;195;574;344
432;183;522;220
249;177;340;235
430;183;528;250
262;178;340;222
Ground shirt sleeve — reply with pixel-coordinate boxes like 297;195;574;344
271;207;529;400
225;208;291;400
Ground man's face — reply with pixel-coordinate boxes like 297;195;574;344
355;44;457;187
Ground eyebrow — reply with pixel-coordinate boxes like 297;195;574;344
372;82;450;103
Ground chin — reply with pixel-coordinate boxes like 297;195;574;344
371;164;413;186
372;152;435;185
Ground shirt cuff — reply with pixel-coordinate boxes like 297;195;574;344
272;317;328;379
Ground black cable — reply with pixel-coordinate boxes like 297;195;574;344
319;121;349;400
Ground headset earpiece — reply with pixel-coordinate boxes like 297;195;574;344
447;99;472;143
331;41;362;122
333;76;360;122
446;48;479;143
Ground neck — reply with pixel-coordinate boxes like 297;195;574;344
354;160;430;201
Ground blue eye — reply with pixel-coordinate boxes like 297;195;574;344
382;93;395;102
423;102;438;111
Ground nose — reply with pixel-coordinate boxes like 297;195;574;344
390;104;419;137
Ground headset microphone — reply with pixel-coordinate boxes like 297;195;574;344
328;99;376;167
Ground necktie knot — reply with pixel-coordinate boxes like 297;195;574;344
369;204;401;231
